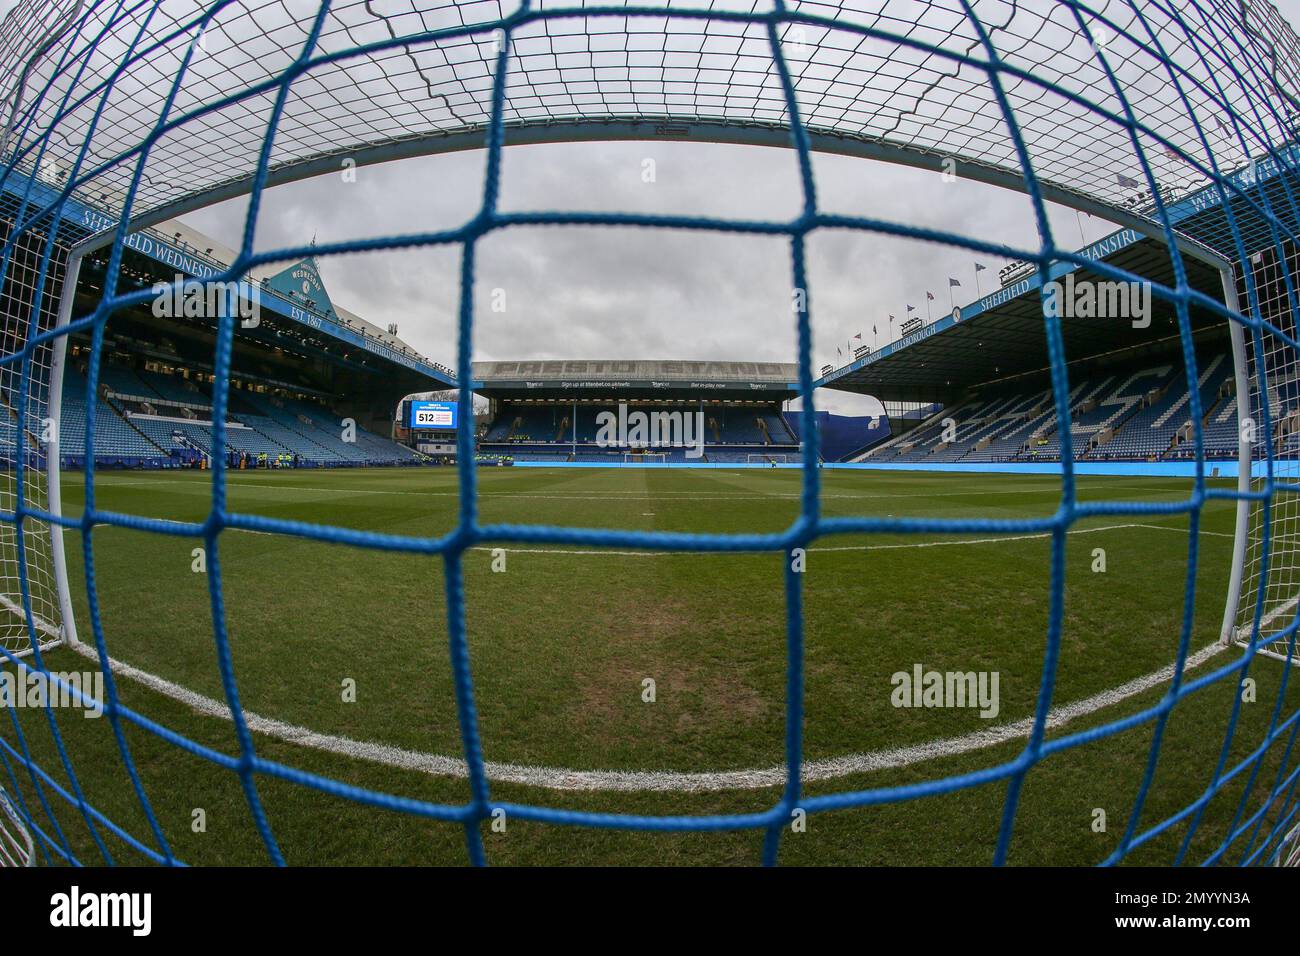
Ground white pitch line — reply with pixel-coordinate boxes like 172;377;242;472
64;639;1228;793
70;519;1233;556
80;476;1173;503
42;515;1235;791
459;522;1231;557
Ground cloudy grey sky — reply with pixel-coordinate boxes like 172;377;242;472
169;0;1300;417
179;140;1120;418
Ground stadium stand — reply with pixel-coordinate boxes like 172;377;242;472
59;365;167;464
2;197;452;473
864;354;1247;464
483;402;799;447
782;410;890;462
477;398;804;462
1090;360;1230;461
60;359;422;467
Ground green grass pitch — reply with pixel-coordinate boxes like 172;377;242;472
4;465;1298;865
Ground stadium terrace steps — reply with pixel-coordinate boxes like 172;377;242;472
1093;361;1232;460
484;401;802;453
1153;355;1225;428
1028;382;1090;442
241;413;339;461
128;417;215;456
106;398;172;456
1026;371;1173;458
1214;396;1238;424
59;363;419;465
881;389;1056;463
242;393;414;463
870;356;1243;465
60;367;168;460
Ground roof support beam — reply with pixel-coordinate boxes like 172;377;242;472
119;118;1231;273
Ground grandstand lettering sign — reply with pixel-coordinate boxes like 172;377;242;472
477;360;795;382
151;274;260;327
971;229;1145;316
291;266;324;297
1078;228;1143;263
849;321;946;370
51;196;448;384
824;225;1154;383
496;379;788;391
80;209;222;281
476;360;798;392
268;256;339;319
1167;143;1300;221
279;303;425;372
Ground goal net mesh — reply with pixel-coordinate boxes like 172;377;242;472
1;0;1299;867
0;192;61;656
1236;244;1300;662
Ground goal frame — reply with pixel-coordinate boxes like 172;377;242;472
623;451;667;464
2;0;1285;676
3;0;1298;869
0;783;34;867
1220;257;1300;666
34;187;1258;671
1221;268;1258;658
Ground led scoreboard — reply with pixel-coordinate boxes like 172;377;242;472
409;400;458;430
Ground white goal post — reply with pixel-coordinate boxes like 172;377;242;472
3;0;1300;872
0;0;1283;685
1222;252;1300;667
0;4;1291;676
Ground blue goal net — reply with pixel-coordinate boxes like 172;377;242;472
2;0;1300;867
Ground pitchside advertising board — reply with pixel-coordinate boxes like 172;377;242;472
409;401;458;430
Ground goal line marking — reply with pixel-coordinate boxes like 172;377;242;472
63;640;1227;793
463;523;1231;557
26;519;1231;792
82;475;1173;503
64;519;1232;556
